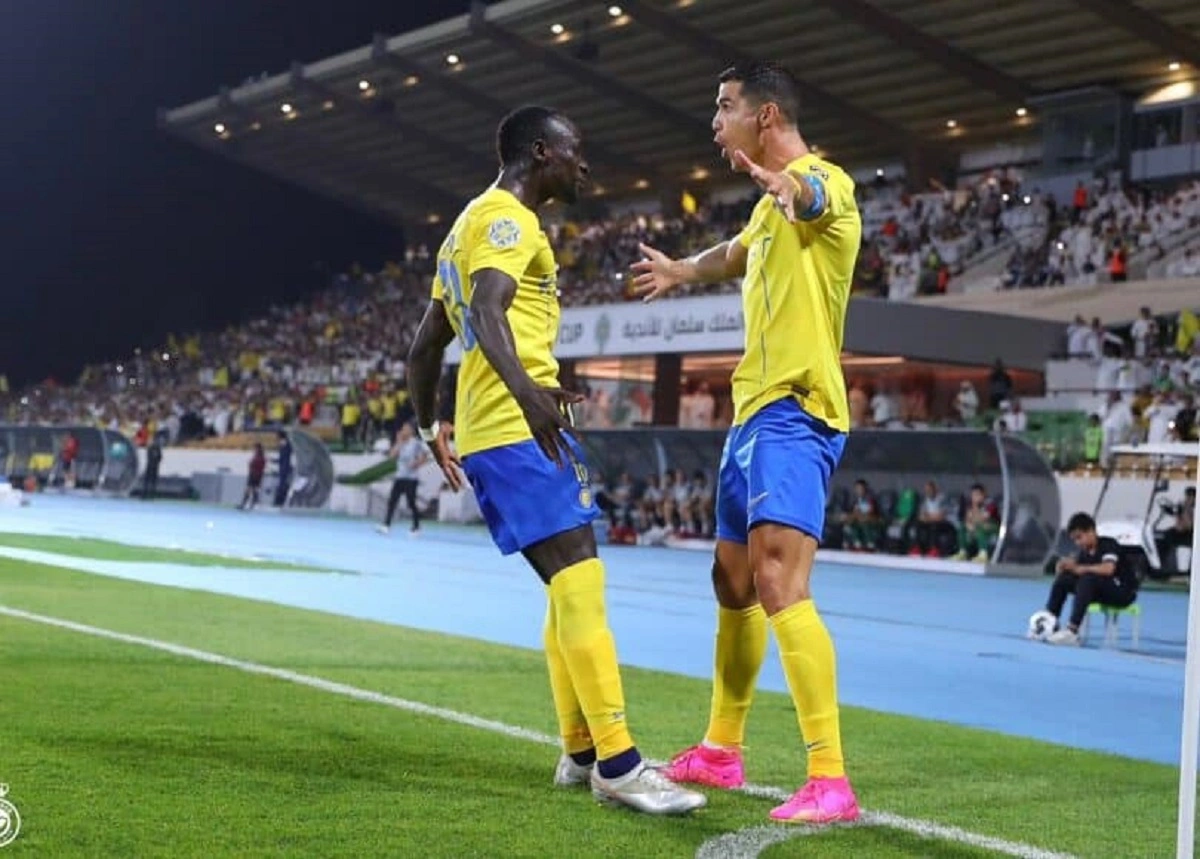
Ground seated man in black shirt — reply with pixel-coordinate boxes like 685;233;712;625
1041;511;1138;646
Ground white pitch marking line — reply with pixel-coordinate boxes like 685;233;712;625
696;825;830;858
0;605;1076;859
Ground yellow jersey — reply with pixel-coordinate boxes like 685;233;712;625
732;153;861;432
433;186;560;457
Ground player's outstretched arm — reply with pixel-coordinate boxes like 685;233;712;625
408;299;464;491
630;239;747;303
470;269;582;467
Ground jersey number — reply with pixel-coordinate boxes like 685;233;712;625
438;259;477;351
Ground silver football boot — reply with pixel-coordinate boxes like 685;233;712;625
591;762;708;815
553;753;593;788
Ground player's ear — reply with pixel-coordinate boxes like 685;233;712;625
531;138;548;163
757;102;777;129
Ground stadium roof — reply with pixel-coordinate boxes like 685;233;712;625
160;0;1200;226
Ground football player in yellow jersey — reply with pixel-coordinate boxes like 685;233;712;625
631;61;861;824
406;106;705;816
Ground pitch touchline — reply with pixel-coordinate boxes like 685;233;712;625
0;605;1075;859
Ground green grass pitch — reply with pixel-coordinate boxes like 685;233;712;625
0;556;1186;857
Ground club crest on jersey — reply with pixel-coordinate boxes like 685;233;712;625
488;218;521;249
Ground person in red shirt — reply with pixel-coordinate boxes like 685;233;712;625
1072;181;1088;223
1108;243;1127;283
237;443;266;510
59;432;79;488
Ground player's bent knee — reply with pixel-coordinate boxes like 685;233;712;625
713;540;756;608
754;571;811;616
749;524;817;615
713;565;757;609
524;525;599;583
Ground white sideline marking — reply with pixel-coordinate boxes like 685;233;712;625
0;605;1076;859
696;825;833;858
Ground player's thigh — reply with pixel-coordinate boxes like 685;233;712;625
746;401;845;609
746;403;844;543
462;439;598;570
712;539;755;609
714;425;750;545
519;436;603;582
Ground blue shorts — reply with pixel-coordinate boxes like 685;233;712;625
715;398;847;544
462;437;600;556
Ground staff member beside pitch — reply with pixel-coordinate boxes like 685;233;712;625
1031;512;1138;646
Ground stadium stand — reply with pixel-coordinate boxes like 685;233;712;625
0;181;1030;443
0;0;1193;562
3;177;1196;457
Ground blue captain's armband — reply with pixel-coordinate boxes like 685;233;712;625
796;173;827;221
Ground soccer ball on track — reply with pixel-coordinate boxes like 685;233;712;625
1027;610;1057;641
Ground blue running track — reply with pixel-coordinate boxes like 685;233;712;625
0;496;1187;766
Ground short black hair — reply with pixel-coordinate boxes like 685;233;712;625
1067;512;1096;534
718;61;801;126
496;105;565;166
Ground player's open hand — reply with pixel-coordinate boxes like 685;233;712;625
630;243;683;303
516;385;584;468
427;421;466;492
732;149;799;223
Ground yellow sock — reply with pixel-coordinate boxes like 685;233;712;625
704;604;768;748
770;600;845;778
542;598;593;755
548;559;635;761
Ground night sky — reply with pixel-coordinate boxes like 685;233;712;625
3;1;476;388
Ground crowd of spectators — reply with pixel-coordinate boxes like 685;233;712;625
1062;306;1200;465
1000;177;1200;289
0;177;1006;444
550;175;1006;305
2;262;427;450
4;170;1197;454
